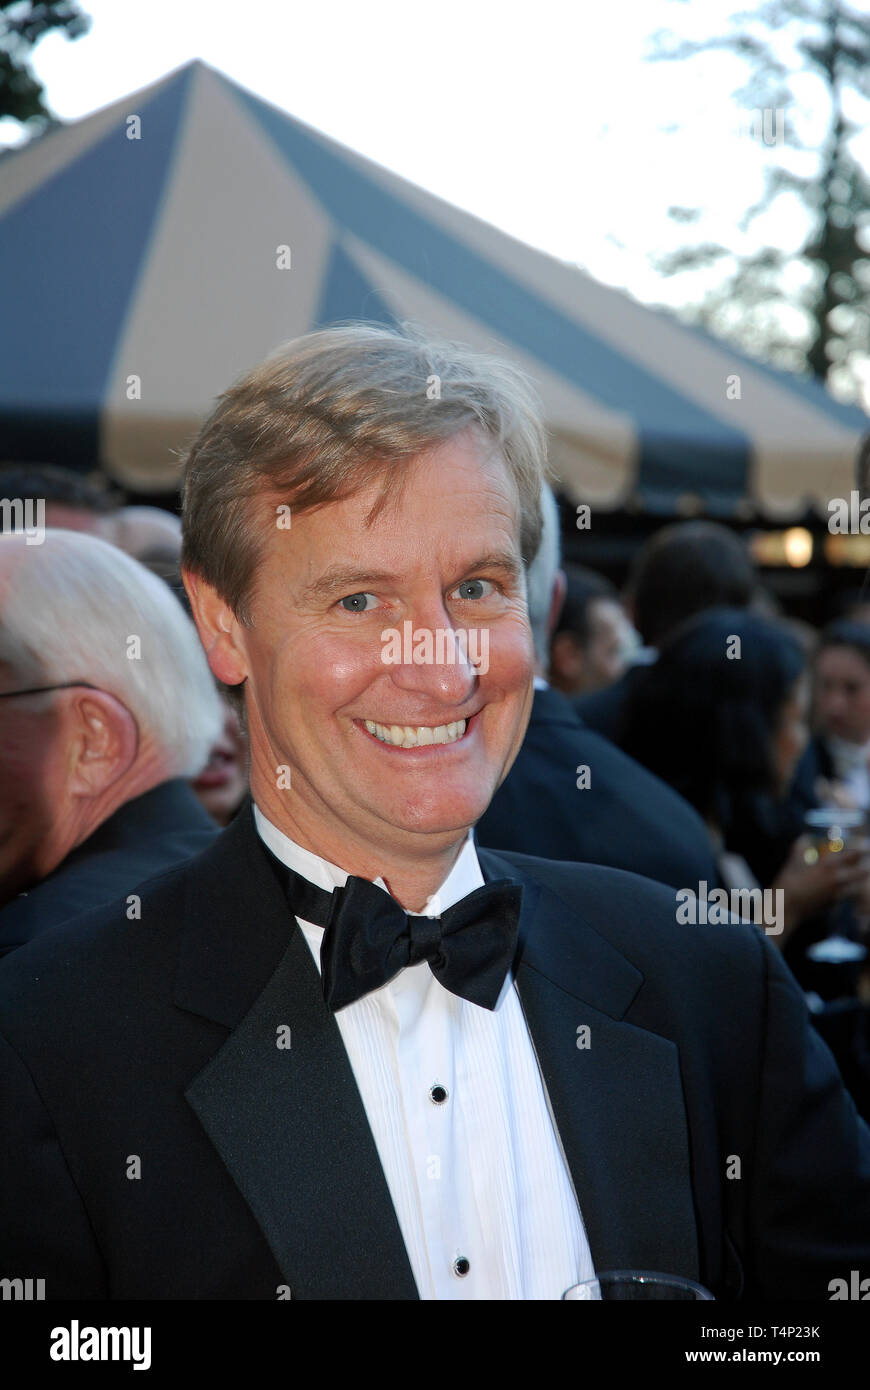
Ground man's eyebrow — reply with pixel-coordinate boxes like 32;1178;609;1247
460;552;524;583
297;552;523;603
298;567;403;603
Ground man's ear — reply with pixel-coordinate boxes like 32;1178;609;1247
67;691;139;797
182;569;249;688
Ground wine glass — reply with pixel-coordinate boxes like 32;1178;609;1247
802;808;868;977
563;1270;713;1301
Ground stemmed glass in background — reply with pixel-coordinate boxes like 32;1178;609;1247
802;809;868;988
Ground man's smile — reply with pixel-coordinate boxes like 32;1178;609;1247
357;715;476;750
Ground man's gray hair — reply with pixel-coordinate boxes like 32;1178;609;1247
0;529;222;777
526;483;562;666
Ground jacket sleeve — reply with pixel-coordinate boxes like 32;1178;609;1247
747;934;870;1298
0;1030;108;1298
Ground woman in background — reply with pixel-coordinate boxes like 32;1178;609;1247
621;608;870;947
191;691;250;826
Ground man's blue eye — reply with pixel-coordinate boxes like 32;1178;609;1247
340;592;374;612
456;579;491;600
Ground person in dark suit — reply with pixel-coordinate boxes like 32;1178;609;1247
575;520;756;743
548;564;629;698
1;324;868;1301
0;779;217;957
476;487;720;888
0;530;222;952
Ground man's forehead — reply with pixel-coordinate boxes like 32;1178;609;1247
278;501;518;571
254;443;521;564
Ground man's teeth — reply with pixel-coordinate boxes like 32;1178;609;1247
363;719;467;748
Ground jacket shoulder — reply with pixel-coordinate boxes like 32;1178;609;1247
0;849;199;1000
480;844;680;906
480;845;766;978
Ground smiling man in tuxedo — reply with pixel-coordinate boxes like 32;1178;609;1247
1;324;869;1301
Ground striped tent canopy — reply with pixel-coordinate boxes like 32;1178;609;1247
1;59;866;519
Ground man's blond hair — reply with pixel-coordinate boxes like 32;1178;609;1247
181;322;549;626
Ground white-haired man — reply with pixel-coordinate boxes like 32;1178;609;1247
0;529;222;952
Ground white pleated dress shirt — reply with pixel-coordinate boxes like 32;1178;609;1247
253;804;595;1300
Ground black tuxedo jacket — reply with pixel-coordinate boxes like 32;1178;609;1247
0;803;868;1300
573;667;644;743
0;779;217;958
476;686;718;889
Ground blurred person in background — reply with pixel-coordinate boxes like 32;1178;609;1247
0;530;221;954
548;563;633;698
620;608;870;946
620;606;870;1119
112;503;182;559
575;520;757;742
111;504;186;601
476;486;719;888
171;586;251;828
0;462;184;584
0;462;120;537
190;690;250;826
810;621;870;813
577;517;820;883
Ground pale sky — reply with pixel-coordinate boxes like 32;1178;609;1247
7;0;870;392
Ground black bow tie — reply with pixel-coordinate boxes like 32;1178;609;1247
269;856;522;1012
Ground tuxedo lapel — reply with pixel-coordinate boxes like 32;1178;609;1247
177;807;418;1300
514;963;700;1280
479;848;700;1281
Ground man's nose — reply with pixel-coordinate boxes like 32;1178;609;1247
383;604;480;705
